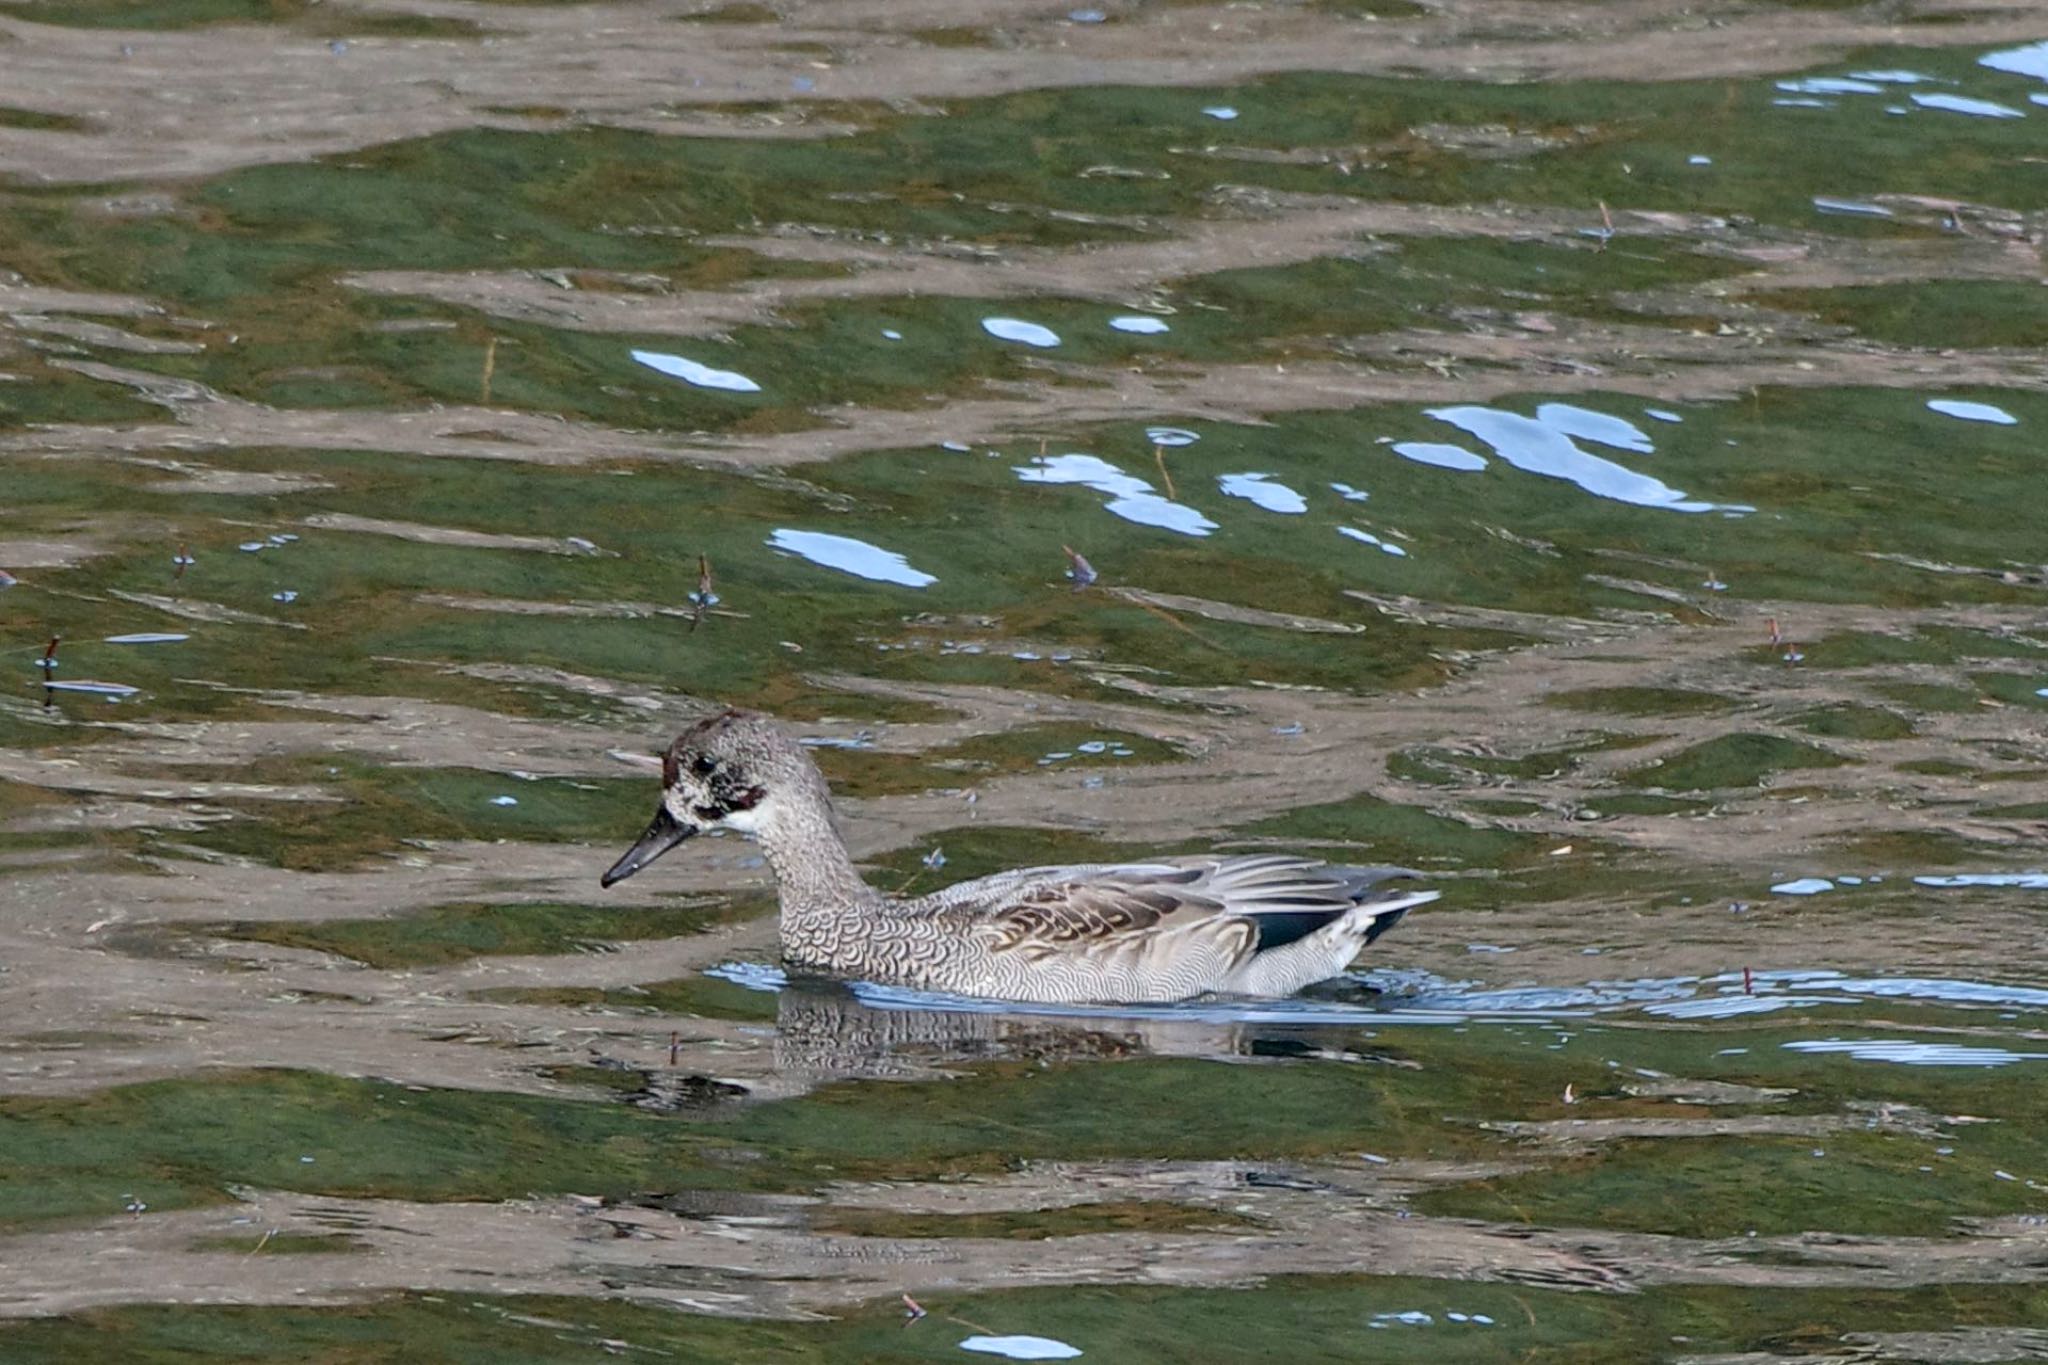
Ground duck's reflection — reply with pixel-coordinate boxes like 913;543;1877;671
768;974;1410;1082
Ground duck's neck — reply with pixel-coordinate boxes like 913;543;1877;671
750;789;879;926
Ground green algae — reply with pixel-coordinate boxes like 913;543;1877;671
204;898;739;970
1788;703;1915;741
162;759;654;872
1753;280;2048;351
0;0;488;35
473;972;781;1022
4;1273;2045;1365
0;1068;759;1229
0;1268;2039;1365
1875;682;1983;714
1418;1127;2048;1240
1621;733;1850;790
0;106;89;132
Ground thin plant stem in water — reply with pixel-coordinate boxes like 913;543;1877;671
690;554;714;634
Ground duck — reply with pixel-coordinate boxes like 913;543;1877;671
600;709;1435;1005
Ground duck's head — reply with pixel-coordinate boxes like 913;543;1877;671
601;709;812;888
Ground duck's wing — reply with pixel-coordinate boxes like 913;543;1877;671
931;854;1422;968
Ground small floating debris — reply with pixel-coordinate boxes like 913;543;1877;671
941;440;972;452
272;590;299;604
980;317;1061;348
1926;398;2018;425
1329;482;1369;501
922;847;946;870
959;1336;1082;1361
1773;98;1833;109
1217;472;1307;514
766;529;936;588
881;328;903;340
1369;1311;1434;1328
1911;92;2024;118
1771;878;1835;896
1202;105;1239;120
104;633;188;645
1644;408;1683;423
1144;426;1199;447
1687;154;1712;166
42;681;140;697
1109;315;1170;334
239;541;267;552
490;795;519;807
631;349;762;393
1390;441;1487;472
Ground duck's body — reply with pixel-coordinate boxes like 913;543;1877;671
602;710;1434;1005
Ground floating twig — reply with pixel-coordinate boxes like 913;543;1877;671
1742;966;1754;995
173;544;194;579
1109;587;1222;650
901;1294;927;1324
668;1030;680;1067
1061;544;1097;592
690;554;715;634
481;335;498;405
1152;441;1176;500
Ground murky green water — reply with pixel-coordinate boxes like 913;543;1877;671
3;1;2047;1359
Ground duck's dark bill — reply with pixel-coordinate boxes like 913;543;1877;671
601;805;695;887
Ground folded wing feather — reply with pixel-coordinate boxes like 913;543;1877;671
971;855;1400;965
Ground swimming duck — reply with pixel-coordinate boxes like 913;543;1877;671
601;710;1434;1005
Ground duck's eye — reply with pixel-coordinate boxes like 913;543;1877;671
692;755;719;778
